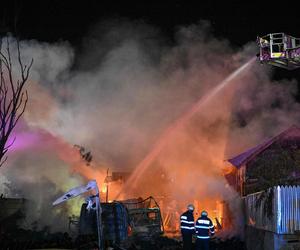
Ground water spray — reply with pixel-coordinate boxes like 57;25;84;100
116;57;256;199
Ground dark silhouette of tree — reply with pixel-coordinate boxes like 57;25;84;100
74;144;93;165
0;37;33;166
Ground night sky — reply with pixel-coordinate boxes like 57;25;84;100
1;1;299;44
1;1;300;85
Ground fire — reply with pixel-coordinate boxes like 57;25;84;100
161;199;231;237
26;58;248;237
52;139;236;236
101;184;107;194
222;163;237;175
193;200;226;229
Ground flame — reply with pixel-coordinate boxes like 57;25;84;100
222;163;237;175
101;184;107;194
12;59;252;236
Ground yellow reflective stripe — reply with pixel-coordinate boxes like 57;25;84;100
271;53;285;58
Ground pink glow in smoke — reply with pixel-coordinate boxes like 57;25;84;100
8;127;81;165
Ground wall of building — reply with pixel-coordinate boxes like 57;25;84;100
246;226;300;250
244;186;300;234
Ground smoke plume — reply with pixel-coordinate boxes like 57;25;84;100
0;20;299;235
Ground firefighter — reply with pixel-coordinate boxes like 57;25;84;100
195;210;215;250
180;204;195;250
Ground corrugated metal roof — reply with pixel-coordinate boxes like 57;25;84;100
228;125;300;168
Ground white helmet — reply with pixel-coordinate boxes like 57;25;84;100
201;210;208;216
187;204;195;211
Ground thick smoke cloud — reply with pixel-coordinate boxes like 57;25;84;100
0;20;299;235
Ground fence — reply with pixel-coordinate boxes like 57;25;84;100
244;186;300;234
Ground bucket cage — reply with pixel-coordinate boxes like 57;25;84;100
257;33;300;70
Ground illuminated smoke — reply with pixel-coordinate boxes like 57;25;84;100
118;57;256;197
0;21;299;235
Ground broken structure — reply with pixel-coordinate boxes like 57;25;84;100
227;125;300;250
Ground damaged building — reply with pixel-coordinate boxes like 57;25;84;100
227;125;300;250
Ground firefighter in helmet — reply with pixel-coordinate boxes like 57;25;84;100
195;210;215;250
180;204;195;250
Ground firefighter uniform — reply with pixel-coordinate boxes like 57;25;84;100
180;204;195;250
195;211;215;250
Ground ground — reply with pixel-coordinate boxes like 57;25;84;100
0;229;245;249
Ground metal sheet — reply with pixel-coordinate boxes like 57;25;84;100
244;186;300;234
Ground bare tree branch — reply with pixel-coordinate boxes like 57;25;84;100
0;37;33;167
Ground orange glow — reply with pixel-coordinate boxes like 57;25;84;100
222;163;237;175
249;217;255;226
67;156;233;235
47;61;251;236
72;162;106;186
101;184;107;194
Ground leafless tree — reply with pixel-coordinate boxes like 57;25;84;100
0;37;33;167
